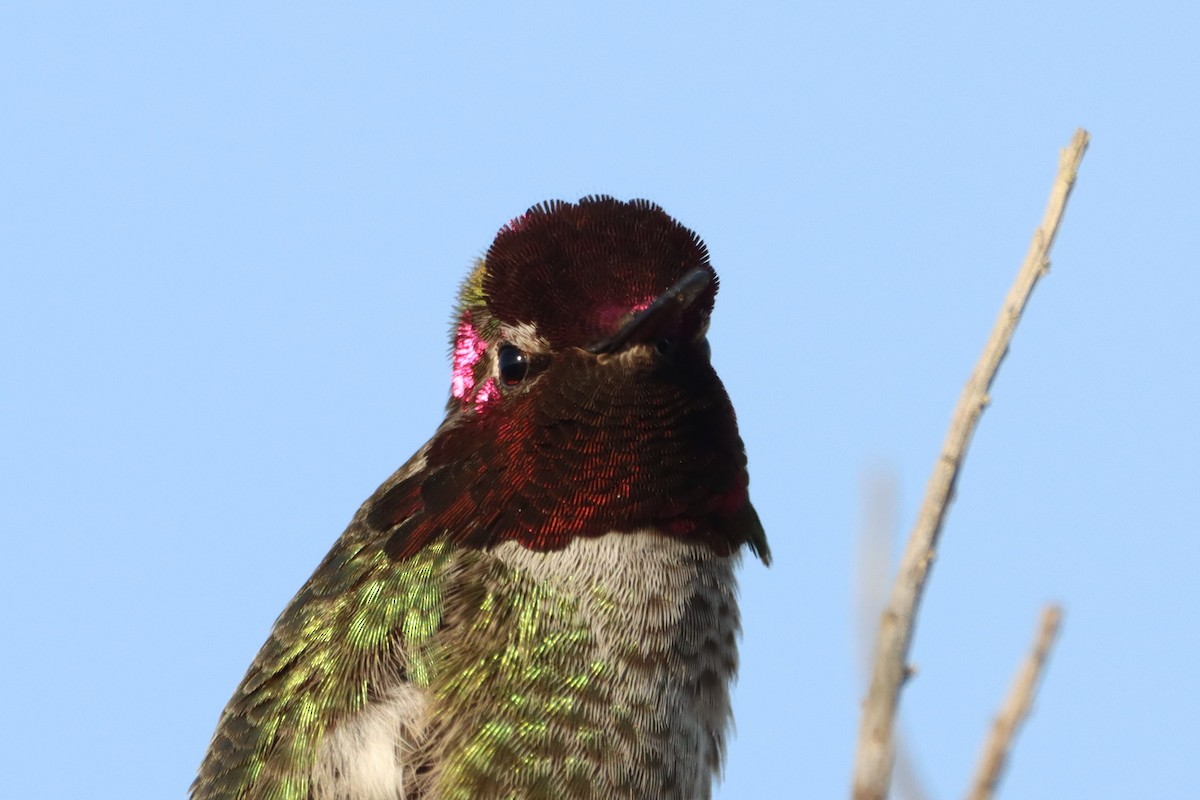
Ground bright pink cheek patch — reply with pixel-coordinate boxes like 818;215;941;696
450;319;487;401
474;378;499;411
450;317;503;412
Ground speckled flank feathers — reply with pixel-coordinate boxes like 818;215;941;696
192;196;767;800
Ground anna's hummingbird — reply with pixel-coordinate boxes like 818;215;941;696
192;196;769;800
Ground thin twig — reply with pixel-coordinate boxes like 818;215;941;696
966;605;1064;800
850;128;1090;800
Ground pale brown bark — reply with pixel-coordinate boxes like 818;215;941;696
850;129;1090;800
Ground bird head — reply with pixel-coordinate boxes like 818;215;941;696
370;196;768;565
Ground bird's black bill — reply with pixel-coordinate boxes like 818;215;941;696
586;268;712;355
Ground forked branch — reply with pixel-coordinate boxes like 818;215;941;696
850;129;1090;800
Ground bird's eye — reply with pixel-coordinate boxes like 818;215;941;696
498;344;529;386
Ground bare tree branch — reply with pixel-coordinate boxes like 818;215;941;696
965;605;1064;800
850;128;1090;800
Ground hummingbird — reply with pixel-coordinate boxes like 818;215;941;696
191;196;770;800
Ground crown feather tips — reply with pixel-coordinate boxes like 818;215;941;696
480;197;718;350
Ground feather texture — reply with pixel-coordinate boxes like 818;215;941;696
191;197;768;800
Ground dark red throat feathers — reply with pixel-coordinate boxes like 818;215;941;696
368;196;769;564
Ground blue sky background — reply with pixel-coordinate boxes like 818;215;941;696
3;3;1197;798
